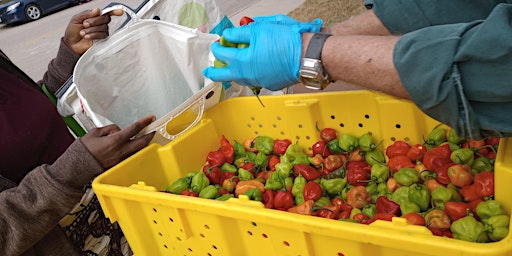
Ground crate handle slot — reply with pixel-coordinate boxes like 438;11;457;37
226;195;265;208
369;217;432;236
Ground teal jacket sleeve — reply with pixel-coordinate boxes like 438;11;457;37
370;1;512;138
369;0;510;34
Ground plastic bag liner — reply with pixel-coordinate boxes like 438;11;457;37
70;6;221;144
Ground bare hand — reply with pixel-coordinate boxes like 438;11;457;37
63;8;124;55
81;115;156;169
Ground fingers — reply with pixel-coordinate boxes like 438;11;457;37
222;26;252;44
202;66;237;82
117;115;156;141
253;14;300;25
210;41;240;63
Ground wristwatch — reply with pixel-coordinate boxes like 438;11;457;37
299;32;332;90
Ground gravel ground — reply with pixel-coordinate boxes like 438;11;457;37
288;0;366;25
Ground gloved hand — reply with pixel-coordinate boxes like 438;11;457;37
202;19;322;91
253;14;323;30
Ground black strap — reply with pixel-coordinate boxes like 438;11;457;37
304;32;332;59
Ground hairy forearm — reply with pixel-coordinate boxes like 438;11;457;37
302;32;410;99
321;10;391;36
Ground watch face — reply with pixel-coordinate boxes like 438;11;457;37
300;58;329;90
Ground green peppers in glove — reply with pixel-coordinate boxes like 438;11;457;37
408;184;431;212
394;168;418;186
476;200;506;222
339;134;359;152
485;215;510;241
451;215;489;243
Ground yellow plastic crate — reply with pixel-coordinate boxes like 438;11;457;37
92;90;512;256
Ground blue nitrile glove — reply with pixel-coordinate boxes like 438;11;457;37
253;14;323;30
202;20;322;91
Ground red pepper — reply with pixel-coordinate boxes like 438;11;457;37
312;140;332;157
375;195;401;216
293;164;321;181
262;189;275;209
268;155;280;171
433;163;454;185
320;128;338;142
468;198;484;221
239;16;254;26
339;210;351;219
353;212;371;223
464;139;488;156
206;150;226;166
407;144;427;162
219;135;234;164
459;184;481;202
429;227;454;238
303;181;323;201
346;160;370;171
387;155;415;173
203;165;222;185
423;144;452;170
273;139;292;155
347;167;369;186
180;188;199;197
444;201;470;222
474;171;494;198
273;190;294;211
362;212;396;224
386;140;411;158
314;205;341;219
241;162;256;175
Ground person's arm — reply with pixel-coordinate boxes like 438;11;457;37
41;8;124;94
321;10;391;36
0;116;154;255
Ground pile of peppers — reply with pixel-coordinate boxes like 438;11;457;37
164;125;509;243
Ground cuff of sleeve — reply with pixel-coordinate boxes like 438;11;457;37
42;38;80;93
371;0;430;34
47;139;103;192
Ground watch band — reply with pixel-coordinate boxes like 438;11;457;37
304;32;331;60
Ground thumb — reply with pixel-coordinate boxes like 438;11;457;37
222;25;253;44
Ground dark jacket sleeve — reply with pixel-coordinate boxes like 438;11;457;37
370;1;512;138
38;38;81;94
370;0;509;34
0;140;103;255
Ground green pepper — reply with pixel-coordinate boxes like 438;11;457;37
165;176;192;194
327;139;344;154
254;152;269;174
362;204;377;218
358;132;377;152
339;133;359;152
216;194;234;201
371;164;389;183
377;182;390;197
451;215;489;243
198;185;218;199
349;208;362;219
285;143;305;159
365;181;378;197
485;215;510;241
431;186;452;209
472;156;494;173
219;36;237;47
320;178;347;195
234;157;247;168
244;187;263;201
389;186;410;205
295;193;305;205
265;172;283;190
447;183;463;202
476;200;506;222
238;168;254;181
426;126;447;147
442;142;461;151
341;185;354;200
393;168;418;186
233;141;246;160
365;149;386;166
220;163;237;173
315;197;332;207
191;171;210;193
255;136;274;155
400;200;421;215
408;184;431;211
450;148;475;166
447;128;465;145
292;175;307;196
275;162;293;179
292;154;311;166
246;152;256;162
